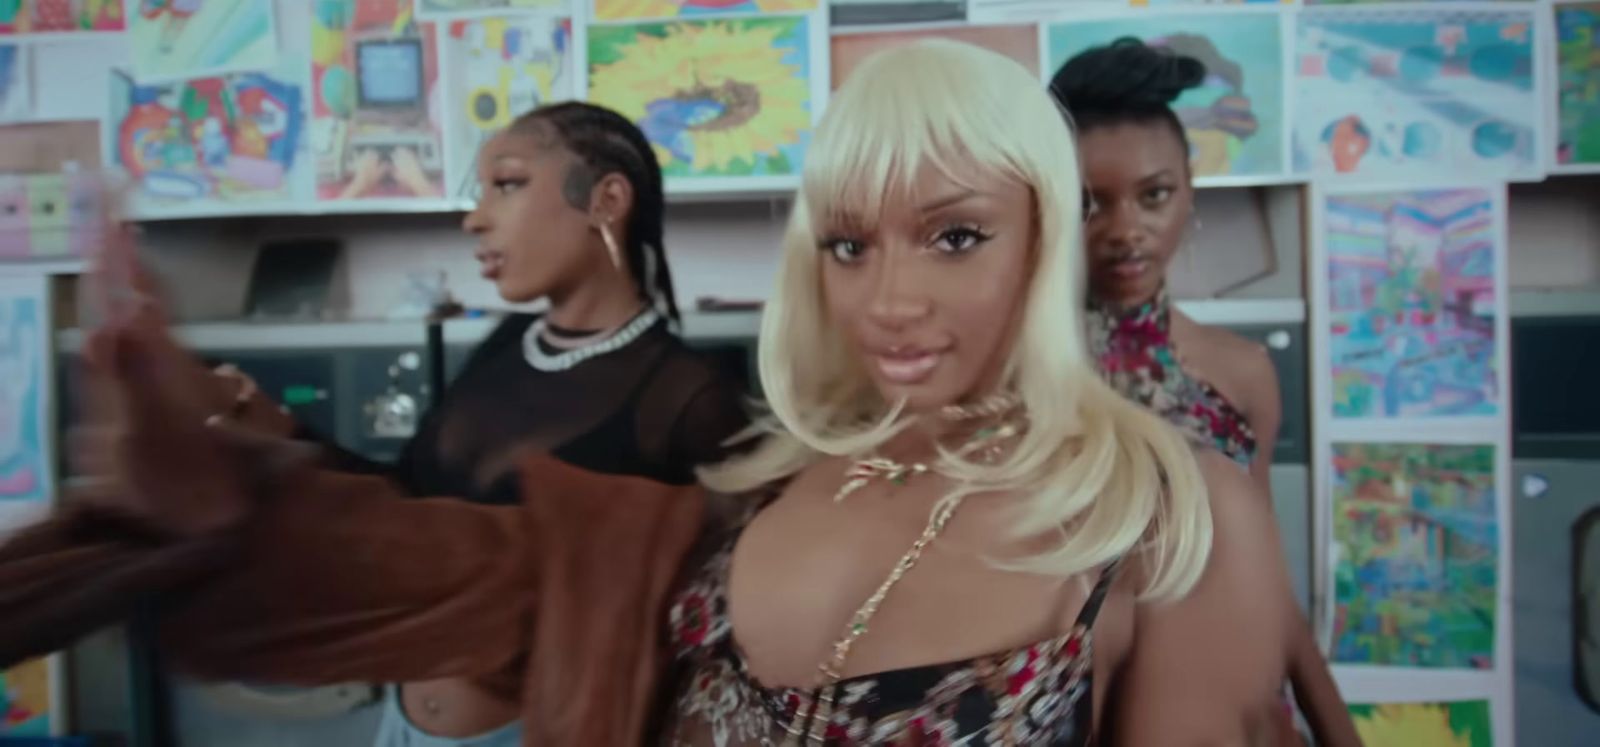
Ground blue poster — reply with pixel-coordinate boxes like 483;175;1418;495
1295;7;1540;180
0;285;47;506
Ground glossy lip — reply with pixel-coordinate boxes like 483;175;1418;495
866;343;950;386
475;249;505;280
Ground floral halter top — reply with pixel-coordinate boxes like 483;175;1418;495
661;501;1120;746
1088;290;1257;466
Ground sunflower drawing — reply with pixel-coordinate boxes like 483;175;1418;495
1348;701;1492;747
588;17;812;178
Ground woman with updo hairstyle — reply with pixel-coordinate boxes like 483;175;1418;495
1050;38;1359;747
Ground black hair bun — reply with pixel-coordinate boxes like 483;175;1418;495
1049;37;1207;110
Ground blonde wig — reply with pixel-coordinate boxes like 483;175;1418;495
702;40;1213;602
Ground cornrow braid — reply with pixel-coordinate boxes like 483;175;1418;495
510;101;679;324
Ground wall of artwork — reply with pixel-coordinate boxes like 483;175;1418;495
2;0;1598;743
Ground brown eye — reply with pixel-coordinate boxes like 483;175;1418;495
820;238;866;264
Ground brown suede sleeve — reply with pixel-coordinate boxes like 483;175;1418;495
0;453;708;745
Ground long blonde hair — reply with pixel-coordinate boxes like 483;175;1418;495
702;40;1212;602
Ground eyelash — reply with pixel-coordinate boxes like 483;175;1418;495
491;178;526;195
816;225;993;265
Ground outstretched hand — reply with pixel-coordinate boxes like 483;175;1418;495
70;221;308;537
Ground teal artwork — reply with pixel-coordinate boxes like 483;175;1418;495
1047;11;1286;182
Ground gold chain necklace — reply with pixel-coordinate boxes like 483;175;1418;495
785;399;1024;743
832;395;1022;505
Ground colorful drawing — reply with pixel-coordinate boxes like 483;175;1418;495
1047;12;1286;181
420;0;568;16
588;16;813;184
1294;8;1540;180
312;0;445;200
0;659;50;737
127;0;277;84
0;276;47;510
1133;0;1288;5
1325;188;1499;419
593;0;818;22
441;14;573;197
0;44;28;121
1348;700;1493;747
1331;442;1498;669
1556;2;1600;170
831;24;1036;88
109;66;305;211
827;0;966;26
0;0;124;36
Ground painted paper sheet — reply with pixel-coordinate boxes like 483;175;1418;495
108;66;306;213
1555;2;1600;171
0;172;104;259
827;1;966;26
0;0;124;37
0;275;48;511
588;16;814;187
1047;12;1287;181
1331;442;1498;669
420;0;569;17
312;0;445;201
831;24;1036;88
1294;8;1540;180
593;0;819;22
1348;700;1493;747
441;14;573;198
0;658;51;736
0;44;29;122
127;0;278;84
1325;188;1499;420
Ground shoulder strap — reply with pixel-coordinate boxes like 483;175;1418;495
1072;558;1123;631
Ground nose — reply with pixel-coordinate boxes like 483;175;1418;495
462;204;488;235
1100;198;1145;251
865;248;932;330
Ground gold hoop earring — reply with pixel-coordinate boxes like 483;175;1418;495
599;222;623;272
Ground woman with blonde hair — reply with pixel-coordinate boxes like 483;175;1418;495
0;40;1295;745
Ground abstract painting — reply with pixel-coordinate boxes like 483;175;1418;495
593;0;818;22
127;0;278;84
441;14;573;198
831;24;1036;88
0;275;48;514
588;16;814;188
420;0;569;17
0;0;125;36
311;0;445;200
1348;700;1493;747
108;66;306;214
1555;2;1600;172
1331;442;1498;669
0;44;29;122
1047;11;1287;182
0;659;51;737
828;0;966;26
1294;7;1541;180
1324;188;1499;419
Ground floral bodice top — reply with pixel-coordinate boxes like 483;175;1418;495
658;501;1120;746
1088;290;1257;466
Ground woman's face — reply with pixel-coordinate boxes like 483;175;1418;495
462;131;611;304
818;162;1035;412
1078;121;1194;308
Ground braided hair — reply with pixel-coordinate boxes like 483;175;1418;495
1047;37;1207;157
510;102;679;324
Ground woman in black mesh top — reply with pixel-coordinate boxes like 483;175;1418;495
204;102;751;747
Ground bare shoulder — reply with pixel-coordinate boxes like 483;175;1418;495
1104;450;1293;744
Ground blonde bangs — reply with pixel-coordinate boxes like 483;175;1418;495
801;39;1033;238
702;39;1213;604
